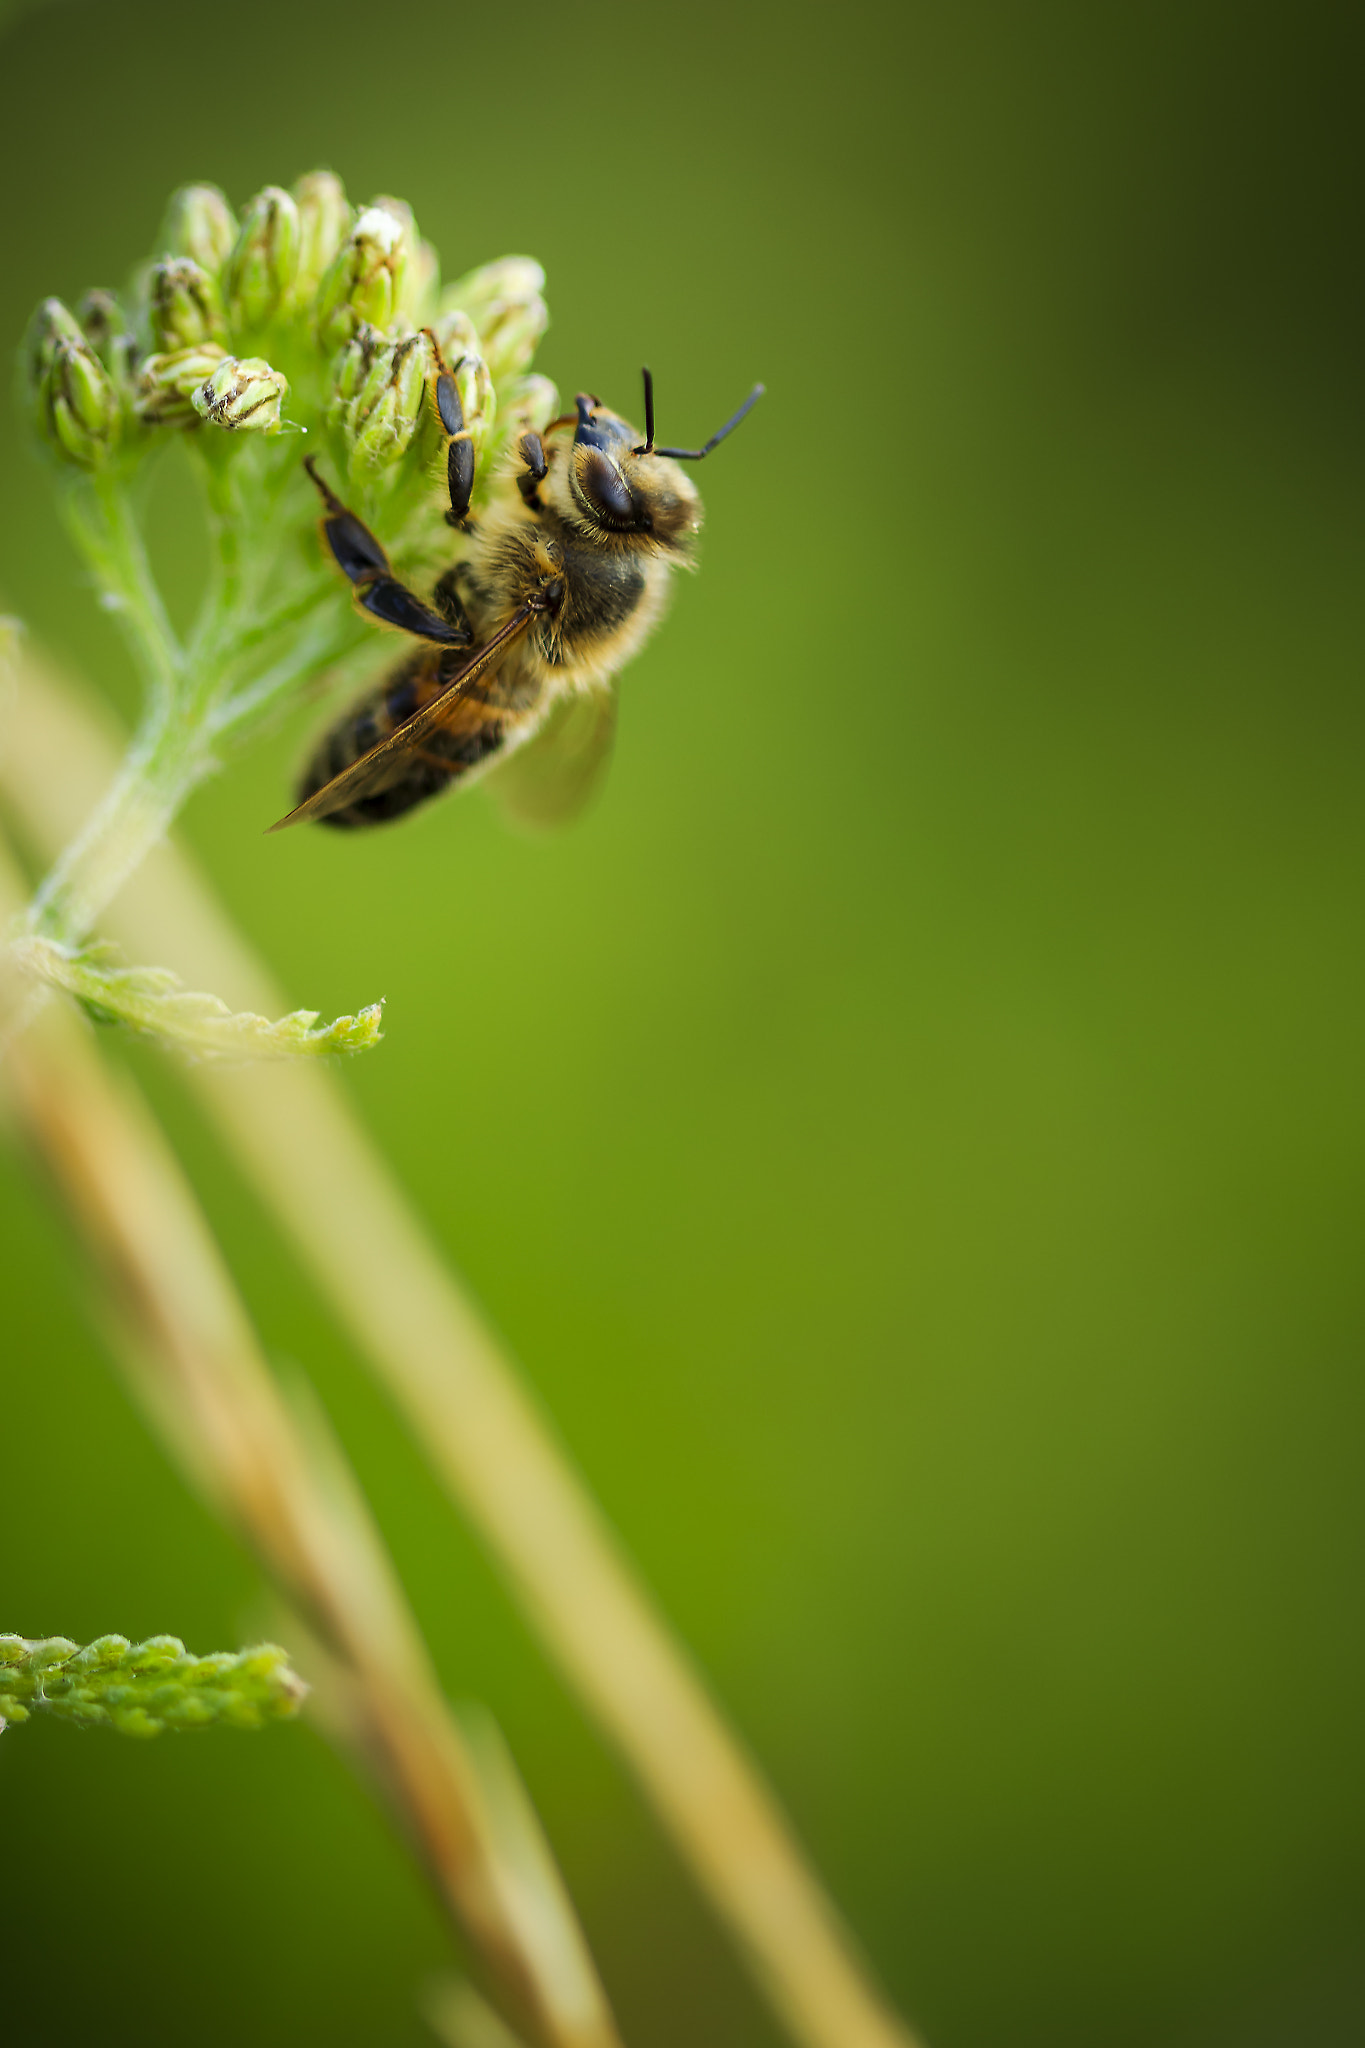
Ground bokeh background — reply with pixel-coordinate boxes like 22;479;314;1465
1;1;1362;2042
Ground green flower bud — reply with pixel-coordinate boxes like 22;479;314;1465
403;240;441;326
23;1637;78;1671
500;372;560;440
327;322;384;422
110;1706;160;1738
292;169;352;296
445;256;544;322
370;193;417;245
27;303;120;467
27;296;85;383
431;306;480;366
160;183;237;278
77;290;137;385
223;186;301;332
124;1634;184;1673
316;204;409;351
450;348;495;460
442;257;547;386
148;258;226;352
344;328;437;478
192;354;288;433
137;345;229;425
67;1635;131;1673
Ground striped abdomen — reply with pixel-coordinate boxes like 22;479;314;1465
300;648;516;829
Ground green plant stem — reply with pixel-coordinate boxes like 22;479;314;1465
208;612;355;742
22;462;352;947
25;473;203;946
25;707;208;946
191;447;249;668
64;469;183;713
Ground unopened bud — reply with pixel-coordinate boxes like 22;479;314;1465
344;329;436;478
316;204;409;350
443;257;547;385
431;307;480;365
67;1636;131;1673
402;240;440;326
148;258;226;351
27;295;84;383
28;301;119;467
160;183;237;279
192;355;288;433
370;194;417;246
223;186;301;332
137;345;229;425
450;349;495;459
447;256;544;321
293;170;352;296
500;373;561;441
25;1637;77;1670
327;323;384;421
78;291;137;385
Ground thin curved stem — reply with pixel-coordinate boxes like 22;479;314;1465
21;457;345;946
189;448;249;672
62;470;183;715
23;709;209;947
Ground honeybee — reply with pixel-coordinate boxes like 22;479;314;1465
271;359;763;832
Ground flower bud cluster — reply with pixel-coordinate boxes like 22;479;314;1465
0;1632;305;1734
331;324;437;480
23;171;554;523
27;298;121;467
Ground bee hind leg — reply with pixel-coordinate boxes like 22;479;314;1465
303;457;471;646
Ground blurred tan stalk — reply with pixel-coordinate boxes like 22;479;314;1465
0;834;620;2048
0;651;920;2048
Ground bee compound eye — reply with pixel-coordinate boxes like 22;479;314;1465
577;447;638;529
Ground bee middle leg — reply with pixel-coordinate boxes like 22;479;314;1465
431;565;476;642
304;457;471;646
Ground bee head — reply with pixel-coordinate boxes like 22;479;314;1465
557;373;763;554
561;392;691;553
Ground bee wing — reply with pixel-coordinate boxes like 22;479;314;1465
268;607;536;831
485;685;618;830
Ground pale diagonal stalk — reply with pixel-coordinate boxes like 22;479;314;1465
0;649;924;2048
0;829;622;2048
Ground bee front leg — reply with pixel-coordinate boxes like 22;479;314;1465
516;431;548;510
303;458;470;645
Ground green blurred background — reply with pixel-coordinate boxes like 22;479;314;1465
1;0;1362;2042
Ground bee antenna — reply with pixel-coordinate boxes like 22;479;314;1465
641;365;655;453
653;382;765;462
